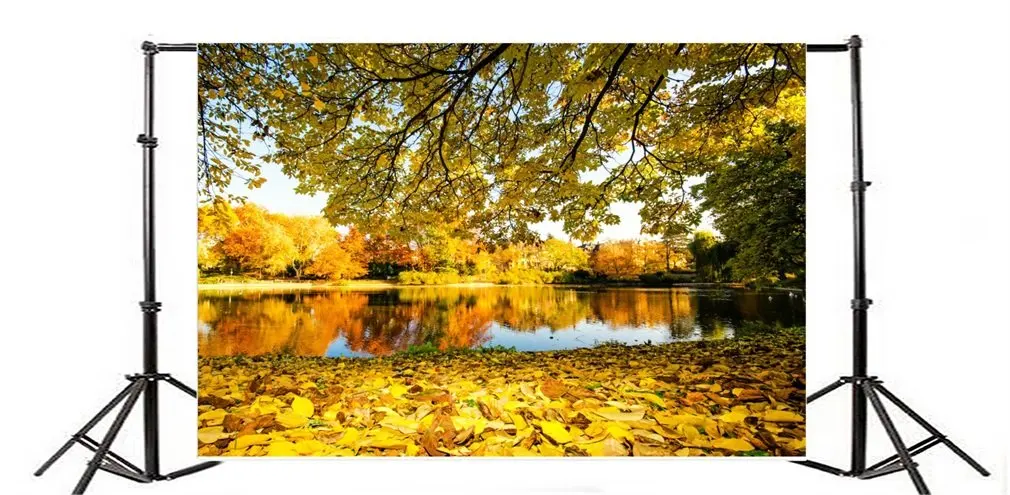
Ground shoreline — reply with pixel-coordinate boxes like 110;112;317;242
197;279;789;291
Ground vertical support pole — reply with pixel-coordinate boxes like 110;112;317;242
139;40;161;480
847;34;870;475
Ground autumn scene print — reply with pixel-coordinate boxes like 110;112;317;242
196;43;807;458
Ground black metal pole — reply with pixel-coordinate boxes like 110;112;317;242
34;41;219;493
847;34;871;475
139;40;161;480
794;36;987;492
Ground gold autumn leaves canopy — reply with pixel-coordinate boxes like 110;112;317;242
198;43;805;245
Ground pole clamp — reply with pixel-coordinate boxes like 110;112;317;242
137;134;158;148
141;41;159;55
126;372;173;382
139;301;162;313
840;375;878;385
850;180;872;191
848;35;863;49
850;298;873;310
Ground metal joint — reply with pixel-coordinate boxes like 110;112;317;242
141;41;159;55
126;372;172;382
136;134;158;148
851;298;873;310
848;35;863;48
840;375;879;385
850;180;872;191
138;301;162;313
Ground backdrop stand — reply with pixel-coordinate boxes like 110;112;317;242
34;41;220;494
32;36;990;495
797;35;989;494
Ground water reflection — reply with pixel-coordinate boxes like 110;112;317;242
198;286;804;357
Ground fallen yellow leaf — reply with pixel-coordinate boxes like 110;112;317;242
712;437;755;452
539;420;572;444
763;410;804;423
291;396;314;417
594;407;645;422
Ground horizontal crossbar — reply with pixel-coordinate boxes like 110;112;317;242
75;435;144;475
808;43;850;52
859;461;914;480
865;436;943;472
97;461;152;484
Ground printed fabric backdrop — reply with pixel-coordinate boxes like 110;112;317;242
195;43;807;458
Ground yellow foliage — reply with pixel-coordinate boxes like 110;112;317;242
196;332;805;457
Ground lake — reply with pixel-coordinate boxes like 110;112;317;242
198;286;804;358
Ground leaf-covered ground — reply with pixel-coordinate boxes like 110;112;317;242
197;329;805;457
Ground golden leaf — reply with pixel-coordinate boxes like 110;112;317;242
719;410;749;423
389;384;408;398
267;441;298;456
763;410;804;423
198;426;226;445
538;442;565;456
541;379;567;399
712;437;755;452
654;413;705;427
626;392;665;408
291;396;314;417
585;437;628;456
539;420;572;444
594;407;645;422
198;409;227;426
276;411;308;428
235;434;270;449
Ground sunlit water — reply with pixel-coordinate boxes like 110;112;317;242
198;286;804;358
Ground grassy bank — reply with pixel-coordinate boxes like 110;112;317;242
197;329;805;457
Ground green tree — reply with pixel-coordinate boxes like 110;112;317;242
694;122;804;283
688;231;735;282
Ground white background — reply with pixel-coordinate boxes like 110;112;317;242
1;1;1008;494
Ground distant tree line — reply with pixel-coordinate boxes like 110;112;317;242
197;202;709;284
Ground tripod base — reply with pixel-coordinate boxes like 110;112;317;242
795;376;989;494
35;373;220;494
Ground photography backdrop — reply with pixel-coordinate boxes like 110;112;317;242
195;42;808;459
1;0;1007;494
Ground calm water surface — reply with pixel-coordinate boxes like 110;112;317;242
198;286;804;358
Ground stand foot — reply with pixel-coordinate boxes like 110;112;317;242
795;376;988;494
163;461;222;480
35;373;221;494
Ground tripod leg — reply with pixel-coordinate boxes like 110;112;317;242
73;379;146;495
163;460;222;480
863;382;930;495
164;375;197;398
35;381;137;477
875;384;990;477
807;378;847;403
